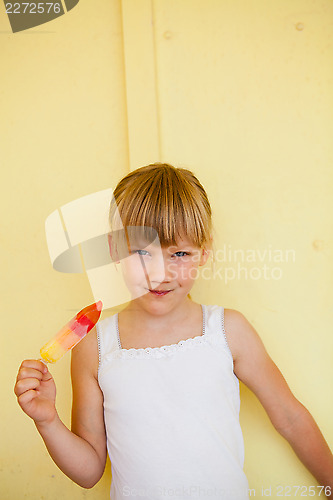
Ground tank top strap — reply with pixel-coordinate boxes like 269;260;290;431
96;314;119;365
203;304;232;354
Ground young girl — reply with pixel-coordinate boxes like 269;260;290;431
15;163;333;499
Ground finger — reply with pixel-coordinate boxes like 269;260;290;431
14;377;41;397
17;389;39;409
41;370;53;383
20;359;48;374
16;367;44;383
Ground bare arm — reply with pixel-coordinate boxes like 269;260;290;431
14;326;107;489
224;309;333;492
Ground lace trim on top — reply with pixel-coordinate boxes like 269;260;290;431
101;305;227;360
112;333;227;359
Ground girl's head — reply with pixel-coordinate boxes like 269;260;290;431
108;163;213;306
109;162;212;249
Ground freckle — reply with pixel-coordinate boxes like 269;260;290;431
163;30;173;39
295;22;304;31
312;239;324;251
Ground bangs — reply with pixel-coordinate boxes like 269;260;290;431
109;164;212;249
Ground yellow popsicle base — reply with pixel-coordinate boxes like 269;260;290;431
40;328;82;363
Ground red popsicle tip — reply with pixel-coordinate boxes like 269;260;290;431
96;300;103;311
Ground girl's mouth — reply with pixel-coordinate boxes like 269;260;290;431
148;289;172;297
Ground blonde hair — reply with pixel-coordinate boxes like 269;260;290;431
109;163;212;250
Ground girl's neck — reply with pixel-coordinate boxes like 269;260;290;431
120;296;199;332
118;298;203;349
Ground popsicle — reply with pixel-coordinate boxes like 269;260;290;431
40;301;103;363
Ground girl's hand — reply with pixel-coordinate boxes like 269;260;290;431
14;360;57;426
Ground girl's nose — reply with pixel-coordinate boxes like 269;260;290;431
146;253;167;284
147;252;179;285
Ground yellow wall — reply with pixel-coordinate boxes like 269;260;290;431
1;1;332;498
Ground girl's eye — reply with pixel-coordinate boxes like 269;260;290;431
173;251;190;258
132;249;150;256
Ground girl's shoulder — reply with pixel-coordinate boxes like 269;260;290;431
223;307;247;327
71;325;99;380
223;308;260;362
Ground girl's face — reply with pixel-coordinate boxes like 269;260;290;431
116;234;210;314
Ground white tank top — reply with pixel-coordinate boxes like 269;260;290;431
97;304;249;500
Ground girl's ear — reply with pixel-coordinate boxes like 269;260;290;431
199;247;211;267
199;236;213;266
108;234;120;263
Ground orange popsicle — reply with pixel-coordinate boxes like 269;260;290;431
40;301;103;363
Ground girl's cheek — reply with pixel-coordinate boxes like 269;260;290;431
167;261;192;281
122;259;146;282
177;262;197;282
186;260;202;280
